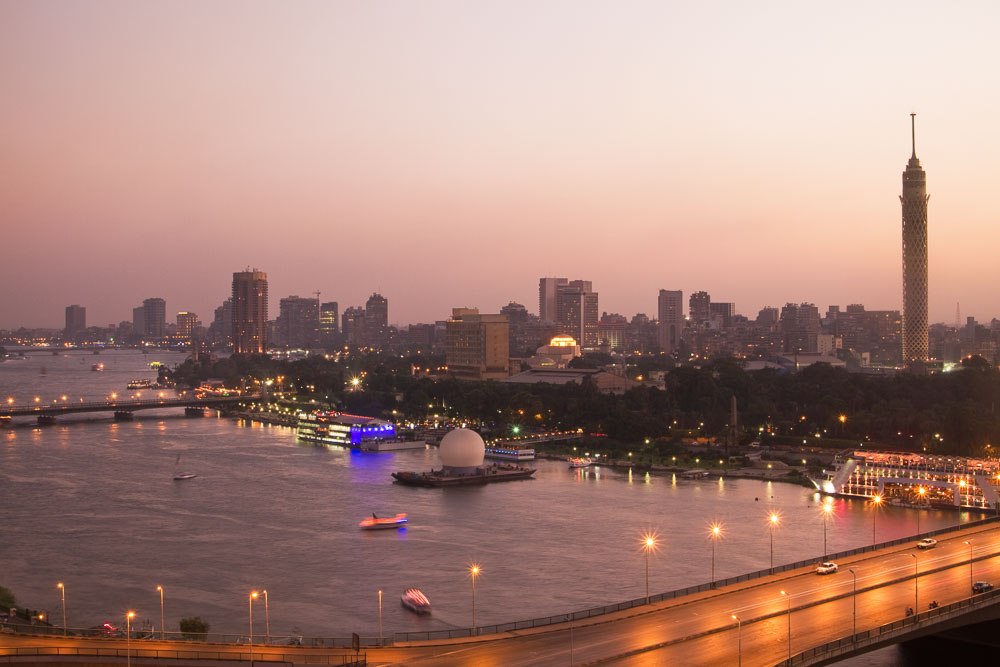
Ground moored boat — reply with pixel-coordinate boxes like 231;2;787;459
568;457;593;468
400;588;431;614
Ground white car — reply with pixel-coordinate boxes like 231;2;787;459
917;538;937;549
816;561;839;575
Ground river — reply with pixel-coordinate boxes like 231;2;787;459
0;350;984;663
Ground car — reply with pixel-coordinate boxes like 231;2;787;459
972;581;994;594
816;561;839;575
917;538;937;549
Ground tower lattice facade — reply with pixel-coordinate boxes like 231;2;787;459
900;114;929;362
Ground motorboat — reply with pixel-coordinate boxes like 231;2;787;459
359;512;408;530
173;473;197;480
91;363;104;371
400;588;431;614
568;457;594;468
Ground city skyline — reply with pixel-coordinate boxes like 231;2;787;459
3;2;1000;328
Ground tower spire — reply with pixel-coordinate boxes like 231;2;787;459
910;112;916;158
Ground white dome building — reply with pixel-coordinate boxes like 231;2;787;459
439;428;485;473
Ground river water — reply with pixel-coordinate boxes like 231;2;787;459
0;350;983;662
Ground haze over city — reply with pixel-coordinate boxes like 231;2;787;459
3;1;999;329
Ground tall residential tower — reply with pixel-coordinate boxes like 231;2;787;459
901;114;929;362
232;269;268;355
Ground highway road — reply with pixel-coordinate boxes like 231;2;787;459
3;523;999;666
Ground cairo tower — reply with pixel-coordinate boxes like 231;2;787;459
900;114;929;362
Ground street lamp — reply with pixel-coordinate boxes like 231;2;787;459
768;513;780;573
709;524;723;587
249;591;258;666
56;582;66;634
917;487;926;534
731;614;742;667
909;553;918;612
780;590;791;660
964;540;973;592
262;590;269;644
641;533;656;603
821;500;834;557
156;586;164;639
469;564;481;636
378;590;383;645
848;569;857;635
126;611;135;667
871;495;883;544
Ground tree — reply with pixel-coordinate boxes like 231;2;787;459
179;616;210;640
0;585;16;609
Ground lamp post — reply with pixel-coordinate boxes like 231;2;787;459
731;614;742;667
871;495;882;544
821;499;833;557
156;586;164;639
848;569;857;635
126;611;135;667
641;534;656;603
768;513;779;573
262;590;269;644
780;590;791;660
378;590;383;645
469;564;481;636
917;487;926;534
709;524;722;588
964;540;973;591
249;591;258;666
909;553;918;611
56;583;66;634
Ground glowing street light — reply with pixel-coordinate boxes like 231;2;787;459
821;499;834;557
249;591;259;666
871;495;883;544
262;590;269;643
469;564;481;636
56;582;66;633
780;590;791;660
917;486;927;533
156;586;164;639
848;568;857;635
709;523;723;587
909;553;918;611
641;533;657;603
768;512;780;573
378;590;383;645
731;614;742;667
126;611;135;667
964;540;974;591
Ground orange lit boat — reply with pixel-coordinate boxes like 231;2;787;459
400;588;431;614
359;513;408;530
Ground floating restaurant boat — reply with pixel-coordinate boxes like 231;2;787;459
568;457;593;468
400;588;431;614
484;443;535;461
127;379;153;390
815;450;1000;511
359;513;408;530
297;411;425;450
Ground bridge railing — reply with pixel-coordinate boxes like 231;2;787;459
0;646;365;665
393;512;1000;642
782;586;1000;666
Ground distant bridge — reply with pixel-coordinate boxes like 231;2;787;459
492;430;585;447
0;395;252;423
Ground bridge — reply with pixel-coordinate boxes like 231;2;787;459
3;517;999;665
0;396;250;423
492;430;585;447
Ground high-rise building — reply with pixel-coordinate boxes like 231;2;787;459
211;299;233;344
780;302;820;353
232;270;268;355
598;312;627;352
278;295;319;349
555;280;598;348
446;308;510;380
365;293;389;348
143;298;167;338
500;301;530;356
657;290;683;354
538;277;568;321
64;305;86;339
132;306;146;337
341;306;366;347
319;301;339;347
901;114;929;362
176;312;198;343
689;291;711;325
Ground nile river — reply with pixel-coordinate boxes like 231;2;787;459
0;350;982;662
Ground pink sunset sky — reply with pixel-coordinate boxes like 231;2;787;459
2;1;998;329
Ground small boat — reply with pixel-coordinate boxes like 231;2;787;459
400;588;431;614
173;473;197;480
568;457;594;468
92;363;104;371
359;513;408;530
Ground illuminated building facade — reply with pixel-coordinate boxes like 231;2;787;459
176;312;198;344
319;301;339;347
232;269;268;354
446;308;510;380
555;280;599;348
901;114;929;362
657;290;683;354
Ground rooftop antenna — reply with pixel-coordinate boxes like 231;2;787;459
910;112;917;158
314;290;321;305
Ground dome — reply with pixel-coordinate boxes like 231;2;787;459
439;428;485;468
